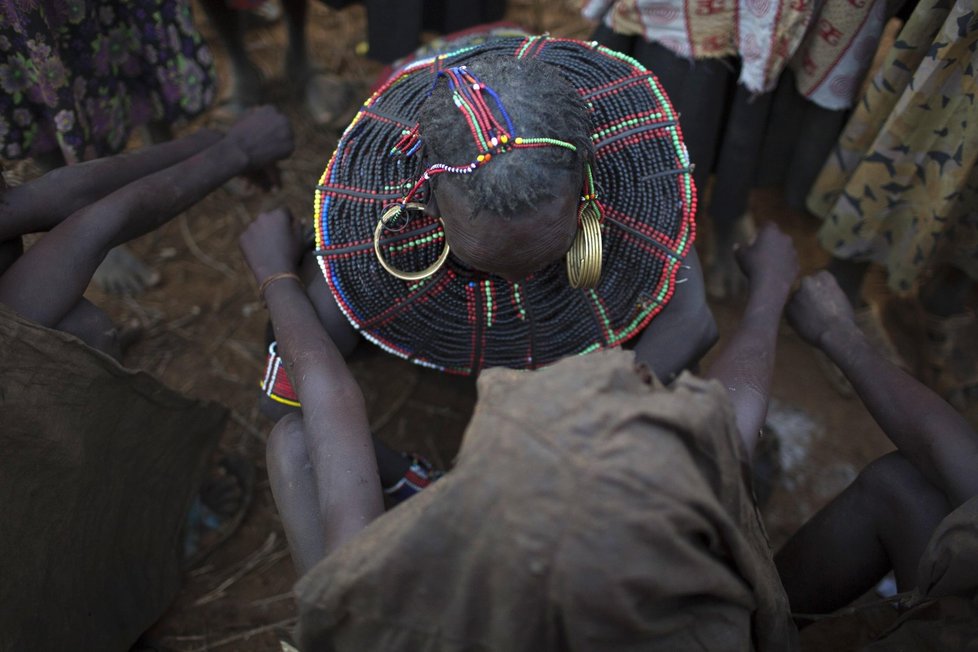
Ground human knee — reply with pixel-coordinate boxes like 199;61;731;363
852;452;933;511
267;412;309;478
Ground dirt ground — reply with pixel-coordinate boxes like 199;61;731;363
54;1;965;649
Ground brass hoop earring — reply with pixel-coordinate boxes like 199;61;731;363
374;203;451;281
566;201;603;289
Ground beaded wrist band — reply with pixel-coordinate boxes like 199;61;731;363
258;271;301;304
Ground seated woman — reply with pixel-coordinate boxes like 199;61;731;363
0;108;293;650
241;210;798;646
261;33;716;414
0;106;292;354
244;208;978;650
256;34;716;509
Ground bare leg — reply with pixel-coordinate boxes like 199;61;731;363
281;0;309;77
779;272;978;614
280;0;356;126
260;394;411;487
776;452;949;614
0;238;23;276
267;413;327;576
198;0;263;113
632;248;718;382
55;299;123;360
241;209;384;566
262;254;410;483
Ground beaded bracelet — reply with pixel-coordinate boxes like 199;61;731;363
258;271;302;304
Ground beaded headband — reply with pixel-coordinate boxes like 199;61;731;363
384;66;598;228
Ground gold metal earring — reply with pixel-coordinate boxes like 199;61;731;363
566;201;603;289
373;202;451;281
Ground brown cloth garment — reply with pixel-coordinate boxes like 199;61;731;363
296;348;797;651
0;304;226;650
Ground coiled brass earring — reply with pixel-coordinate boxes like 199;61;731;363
566;200;602;289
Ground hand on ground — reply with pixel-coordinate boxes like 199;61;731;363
786;271;858;347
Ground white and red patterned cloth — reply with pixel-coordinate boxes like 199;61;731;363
581;0;889;109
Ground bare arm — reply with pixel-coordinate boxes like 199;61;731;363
240;208;383;553
789;272;978;506
0;107;294;327
703;224;798;459
0;128;223;238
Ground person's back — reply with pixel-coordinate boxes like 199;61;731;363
294;349;796;651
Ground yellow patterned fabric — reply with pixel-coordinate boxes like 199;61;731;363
809;0;978;293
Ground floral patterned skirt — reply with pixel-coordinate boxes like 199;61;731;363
0;0;215;164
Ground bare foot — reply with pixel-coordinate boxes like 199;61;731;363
93;245;161;295
706;212;756;300
217;60;264;118
707;244;748;300
302;72;359;128
182;453;254;569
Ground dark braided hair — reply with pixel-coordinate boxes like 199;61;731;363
417;54;594;218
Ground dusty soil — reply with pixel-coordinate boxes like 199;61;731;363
60;1;952;649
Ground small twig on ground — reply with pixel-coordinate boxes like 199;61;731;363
153;350;174;377
223;338;265;371
209;356;247;386
369;372;419;432
188;561;217;578
179;214;237;279
195;533;284;606
156;305;203;334
250;591;295;608
121;296;165;329
414;402;463;420
230;409;267;444
186;617;298;652
234;201;253;227
424;434;448;470
157;633;209;643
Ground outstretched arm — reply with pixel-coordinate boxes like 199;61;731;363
788;272;978;506
240;208;383;555
0;106;294;327
0;128;223;239
703;224;798;459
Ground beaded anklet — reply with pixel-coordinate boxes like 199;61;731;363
261;342;300;407
383;453;442;505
